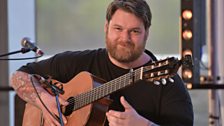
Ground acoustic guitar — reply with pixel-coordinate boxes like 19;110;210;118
22;55;192;126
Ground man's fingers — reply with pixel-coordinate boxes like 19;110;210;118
107;110;126;119
51;107;68;125
62;115;67;124
106;112;124;125
43;105;67;126
43;112;61;126
57;98;68;123
59;97;69;106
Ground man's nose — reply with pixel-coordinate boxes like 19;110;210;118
120;31;131;42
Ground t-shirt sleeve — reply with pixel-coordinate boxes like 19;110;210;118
17;51;83;82
159;75;194;125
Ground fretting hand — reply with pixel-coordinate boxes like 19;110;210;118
37;92;68;126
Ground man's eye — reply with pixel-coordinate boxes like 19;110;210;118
114;27;122;31
132;30;141;34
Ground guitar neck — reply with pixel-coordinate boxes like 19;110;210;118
73;67;144;110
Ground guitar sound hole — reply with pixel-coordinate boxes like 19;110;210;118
63;97;75;116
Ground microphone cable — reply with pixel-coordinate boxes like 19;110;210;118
30;74;63;124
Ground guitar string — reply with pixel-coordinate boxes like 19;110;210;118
78;71;137;109
64;75;129;112
63;72;122;112
65;65;144;105
64;68;143;112
68;72;132;110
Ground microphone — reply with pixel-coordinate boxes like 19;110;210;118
21;37;44;56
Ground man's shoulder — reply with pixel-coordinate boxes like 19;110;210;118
54;48;106;58
144;49;157;61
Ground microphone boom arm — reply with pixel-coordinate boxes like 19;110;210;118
0;48;31;58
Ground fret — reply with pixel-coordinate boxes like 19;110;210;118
129;69;134;84
139;67;144;80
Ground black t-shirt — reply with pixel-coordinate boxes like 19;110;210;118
18;48;193;125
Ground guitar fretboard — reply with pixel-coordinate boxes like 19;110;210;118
72;67;144;110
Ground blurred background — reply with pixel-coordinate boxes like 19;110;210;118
0;0;224;125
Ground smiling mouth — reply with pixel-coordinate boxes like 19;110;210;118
117;45;129;50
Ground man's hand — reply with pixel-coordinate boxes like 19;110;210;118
106;96;151;126
30;74;68;126
37;92;68;126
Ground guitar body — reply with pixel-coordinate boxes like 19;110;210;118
23;72;111;126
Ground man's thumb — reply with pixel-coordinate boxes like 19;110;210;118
120;96;133;109
59;97;69;106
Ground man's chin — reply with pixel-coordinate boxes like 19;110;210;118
116;51;131;58
113;53;133;63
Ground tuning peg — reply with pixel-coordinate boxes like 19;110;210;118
154;81;160;85
161;79;167;85
168;78;174;83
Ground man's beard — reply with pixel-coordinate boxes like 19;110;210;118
105;33;146;63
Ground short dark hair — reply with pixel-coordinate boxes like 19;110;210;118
106;0;152;30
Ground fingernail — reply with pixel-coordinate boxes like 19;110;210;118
63;101;69;105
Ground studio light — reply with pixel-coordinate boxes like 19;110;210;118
181;0;202;84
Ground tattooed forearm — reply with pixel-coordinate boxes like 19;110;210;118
10;71;45;105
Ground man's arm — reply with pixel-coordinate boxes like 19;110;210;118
159;75;194;125
10;71;68;126
11;71;46;105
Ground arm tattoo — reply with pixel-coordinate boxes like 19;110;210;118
10;71;44;104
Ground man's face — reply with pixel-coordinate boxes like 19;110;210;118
105;9;148;63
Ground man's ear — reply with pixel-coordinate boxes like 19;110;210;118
104;21;109;33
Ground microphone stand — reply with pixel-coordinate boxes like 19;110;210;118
0;48;30;57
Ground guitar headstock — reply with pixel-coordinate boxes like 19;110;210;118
143;55;193;82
